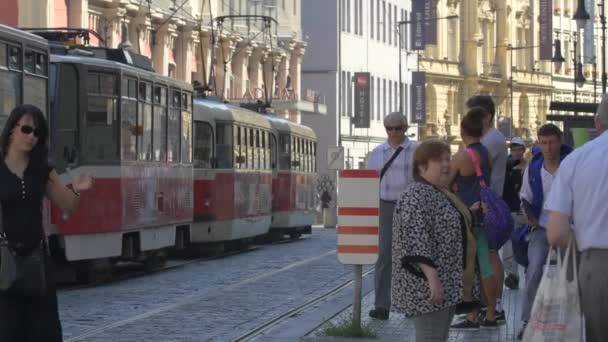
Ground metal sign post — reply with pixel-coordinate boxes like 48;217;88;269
337;170;380;328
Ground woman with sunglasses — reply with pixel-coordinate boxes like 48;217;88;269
0;104;94;342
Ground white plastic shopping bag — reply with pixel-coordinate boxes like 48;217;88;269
523;239;584;342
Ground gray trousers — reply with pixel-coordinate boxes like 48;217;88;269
579;249;608;342
500;213;522;275
521;229;549;322
374;200;395;311
413;306;456;342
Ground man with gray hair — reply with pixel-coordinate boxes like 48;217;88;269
366;112;417;320
546;96;608;342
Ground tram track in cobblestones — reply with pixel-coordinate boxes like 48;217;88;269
232;268;375;342
59;236;309;292
62;243;334;342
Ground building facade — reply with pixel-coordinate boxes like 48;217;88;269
302;0;415;175
1;0;325;123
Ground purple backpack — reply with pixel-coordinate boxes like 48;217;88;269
466;149;514;250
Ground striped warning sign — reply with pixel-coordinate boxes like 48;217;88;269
337;170;379;265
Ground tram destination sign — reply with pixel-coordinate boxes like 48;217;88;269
353;72;371;128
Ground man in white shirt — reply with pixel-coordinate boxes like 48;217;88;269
366;112;416;320
465;96;509;324
546;96;608;342
517;124;572;339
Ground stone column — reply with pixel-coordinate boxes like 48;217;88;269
462;0;479;76
152;25;170;76
68;0;89;29
494;0;508;77
263;51;284;101
248;46;269;101
176;27;194;83
214;37;236;99
290;43;306;100
231;43;253;100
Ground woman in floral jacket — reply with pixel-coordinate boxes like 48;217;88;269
391;140;479;342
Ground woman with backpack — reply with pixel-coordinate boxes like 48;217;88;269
447;107;502;330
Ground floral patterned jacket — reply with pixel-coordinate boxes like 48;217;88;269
391;181;469;317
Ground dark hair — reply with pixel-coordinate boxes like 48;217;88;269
413;140;450;181
466;95;495;120
537;123;563;140
460;107;485;138
1;104;50;173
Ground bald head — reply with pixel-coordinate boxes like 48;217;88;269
597;95;608;130
384;112;407;127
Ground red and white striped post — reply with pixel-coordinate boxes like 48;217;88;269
337;170;379;328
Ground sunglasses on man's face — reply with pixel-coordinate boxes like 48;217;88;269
17;124;41;138
385;125;404;132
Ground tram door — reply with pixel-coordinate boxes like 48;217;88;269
50;63;80;173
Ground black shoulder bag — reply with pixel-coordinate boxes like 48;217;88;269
380;146;404;180
0;204;47;297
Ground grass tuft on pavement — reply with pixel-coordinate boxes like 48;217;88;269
320;317;376;338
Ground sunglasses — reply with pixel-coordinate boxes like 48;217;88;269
17;124;41;137
385;125;404;132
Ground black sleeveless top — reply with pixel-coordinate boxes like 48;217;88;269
456;142;492;207
0;160;52;254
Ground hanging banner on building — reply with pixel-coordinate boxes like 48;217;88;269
411;0;425;50
539;0;553;60
410;72;426;124
584;0;595;64
353;72;371;128
424;0;438;45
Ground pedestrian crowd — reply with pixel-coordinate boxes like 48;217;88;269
367;95;608;342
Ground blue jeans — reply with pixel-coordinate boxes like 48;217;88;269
521;228;549;322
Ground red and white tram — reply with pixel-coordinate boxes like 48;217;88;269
267;117;317;239
46;47;193;276
191;99;273;245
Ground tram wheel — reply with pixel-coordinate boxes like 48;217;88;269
289;232;302;240
143;250;167;271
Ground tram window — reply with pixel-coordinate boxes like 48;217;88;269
182;93;189;110
193;121;213;168
153;86;167;161
24;50;35;73
121;77;138;161
270;133;277;169
181;108;192;164
278;134;290;170
313;142;317;172
250;128;257;169
86;97;118;162
0;70;20;127
245;128;252;169
0;43;6;67
167;90;181;163
138;102;153;160
216;123;233;168
36;53;47;76
121;98;137;161
260;131;268;170
139;82;152;102
100;74;117;95
234;125;244;168
23;75;47;114
51;64;78;172
8;46;21;70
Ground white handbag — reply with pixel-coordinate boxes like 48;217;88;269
523;239;585;342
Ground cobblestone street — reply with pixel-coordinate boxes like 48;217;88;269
58;228;362;342
58;227;526;342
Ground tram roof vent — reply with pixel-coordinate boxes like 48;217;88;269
90;48;155;72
